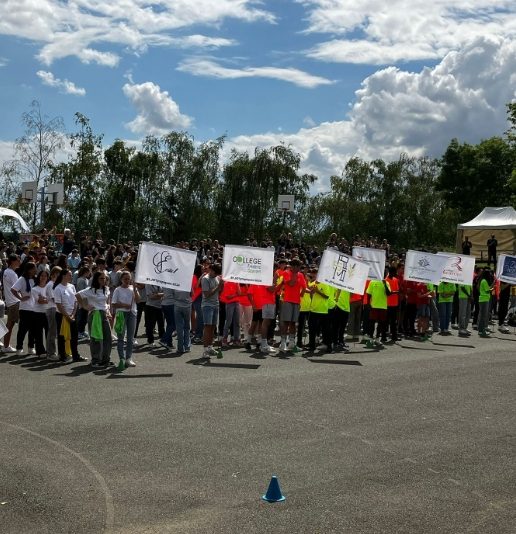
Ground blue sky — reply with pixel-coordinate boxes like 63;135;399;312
1;1;515;187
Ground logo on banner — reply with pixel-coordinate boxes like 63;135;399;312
332;254;349;282
232;254;262;274
418;257;430;268
153;251;179;275
502;257;516;278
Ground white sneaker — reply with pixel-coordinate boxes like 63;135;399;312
17;349;24;355
498;326;510;334
133;339;139;346
47;354;60;361
126;359;136;367
279;341;288;352
2;345;16;353
29;348;36;355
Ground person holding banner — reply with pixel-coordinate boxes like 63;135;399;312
364;279;391;348
307;277;333;353
145;285;165;348
201;263;223;360
221;281;241;346
385;267;400;342
477;270;494;337
437;282;456;335
278;258;306;353
457;284;473;337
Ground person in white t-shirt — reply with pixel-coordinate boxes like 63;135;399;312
54;269;85;363
31;270;50;357
45;266;62;361
111;270;140;370
77;271;111;368
2;254;20;353
11;261;37;355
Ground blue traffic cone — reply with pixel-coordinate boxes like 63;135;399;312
262;475;286;502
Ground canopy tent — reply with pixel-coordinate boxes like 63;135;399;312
0;207;30;233
456;207;516;259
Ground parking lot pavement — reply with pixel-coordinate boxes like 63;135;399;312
1;333;515;533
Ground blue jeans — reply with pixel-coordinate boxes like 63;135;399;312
174;305;192;352
223;302;240;339
117;312;136;360
193;297;203;339
161;304;176;346
438;301;453;331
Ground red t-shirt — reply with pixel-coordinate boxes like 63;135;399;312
350;293;362;303
282;271;307;304
248;284;276;309
415;282;431;305
238;284;251;306
362;280;371;305
385;276;399;306
403;280;419;304
192;275;202;302
220;281;240;304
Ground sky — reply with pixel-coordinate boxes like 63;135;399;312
0;0;515;190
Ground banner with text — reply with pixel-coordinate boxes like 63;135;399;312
222;245;274;286
317;248;370;294
134;241;197;291
437;252;475;285
405;250;449;285
352;246;386;280
496;254;516;284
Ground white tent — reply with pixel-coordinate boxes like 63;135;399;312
0;207;30;232
456;207;516;258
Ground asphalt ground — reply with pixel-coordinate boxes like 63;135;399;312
0;327;515;534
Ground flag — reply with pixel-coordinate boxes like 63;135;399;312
134;241;197;291
317;248;369;294
222;245;274;286
437;252;475;285
496;254;516;284
405;250;449;285
352;246;386;280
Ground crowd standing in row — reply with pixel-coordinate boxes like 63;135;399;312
1;229;514;370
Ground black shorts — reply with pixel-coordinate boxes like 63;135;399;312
252;309;262;322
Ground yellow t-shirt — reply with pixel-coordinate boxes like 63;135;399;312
310;282;331;314
366;280;390;310
300;284;312;312
336;289;350;312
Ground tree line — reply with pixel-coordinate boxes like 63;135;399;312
1;101;515;249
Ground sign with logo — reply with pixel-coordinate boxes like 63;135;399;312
496;254;516;284
404;250;449;285
317;248;370;294
437;252;475;285
222;245;274;286
134;241;197;291
352;246;386;280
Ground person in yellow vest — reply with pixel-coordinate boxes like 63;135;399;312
307;274;333;353
477;269;494;337
364;279;391;348
457;284;473;337
334;288;350;351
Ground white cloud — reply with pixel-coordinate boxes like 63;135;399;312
36;70;86;96
227;36;516;189
177;58;335;88
0;0;272;66
299;0;516;64
0;57;8;67
123;81;192;135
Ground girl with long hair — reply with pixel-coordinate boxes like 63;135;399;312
76;271;112;367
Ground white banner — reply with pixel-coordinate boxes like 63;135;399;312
0;319;7;339
352;246;386;280
437;252;475;285
496;254;516;284
134;241;197;291
317;249;370;294
222;245;274;286
405;250;449;285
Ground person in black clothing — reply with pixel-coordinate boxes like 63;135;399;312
461;236;472;255
487;235;497;266
61;228;76;256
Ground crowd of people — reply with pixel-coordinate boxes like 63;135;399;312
1;228;514;370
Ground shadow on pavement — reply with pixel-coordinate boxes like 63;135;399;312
307;359;363;366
